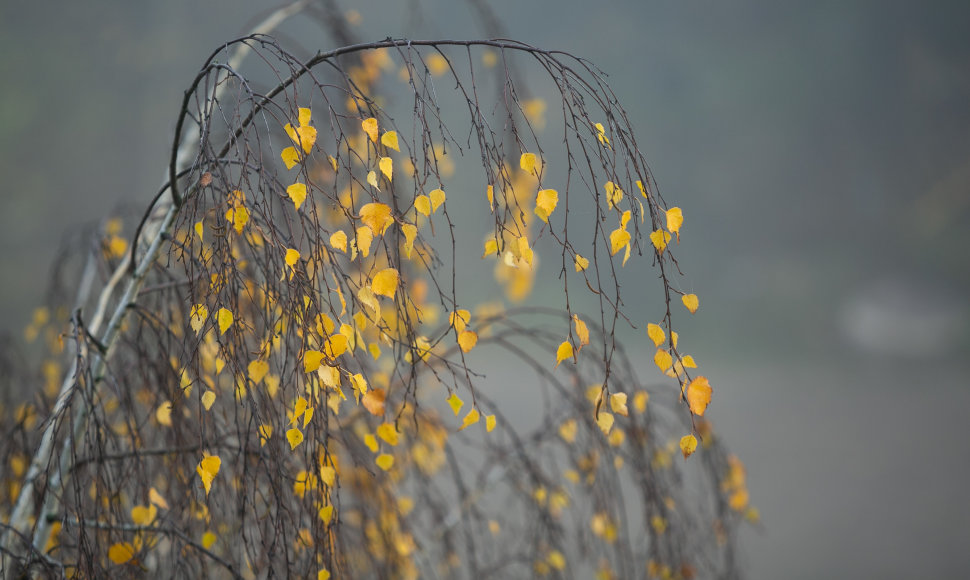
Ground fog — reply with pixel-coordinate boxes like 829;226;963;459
1;1;968;577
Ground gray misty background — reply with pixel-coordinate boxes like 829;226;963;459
1;1;968;578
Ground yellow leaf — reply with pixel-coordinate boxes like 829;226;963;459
649;229;671;252
156;401;172;426
555;341;573;367
520;152;537;174
414;195;431;216
286;428;304;450
247;360;269;386
365;434;379;453
328;155;338;171
303;406;314;428
486;184;494;211
680;434;698;458
535;188;558;222
686;376;712;416
459;409;480;431
304;350;325;373
402;223;417;258
371;267;399;299
366;170;379;189
201;531;217;550
647;323;665;347
604;181;623;209
450;309;471;332
574;254;589;272
379;156;393;181
330;230;347;253
381;130;400;151
486;414;496;432
516;236;534;268
682;293;699;313
447;393;463;416
108;542;136;565
318;569;331;580
376;422;399;445
609;393;628;417
356;225;374;257
324;334;349;359
609;227;630;256
559;419;577;443
281;146;300;169
225;206;249;234
666;207;683;235
285;248;300;268
131;504;157;526
596;412;614;435
376;453;394;471
362;117;379;142
318;505;334;524
620;210;632;229
287;183;308;211
682;355;697;368
201;390;216;411
258;424;273;446
196;455;221;496
654;349;673;372
298;107;312;127
483;238;498;258
429;188;446;212
572;315;590;348
194;221;204;242
295;125;317;155
217;308;233;335
149;487;169;510
633;390;649;413
457;330;478;352
360;203;394;235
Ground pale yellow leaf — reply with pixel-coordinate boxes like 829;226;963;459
429;188;446;212
381;130;400;151
682;293;699;313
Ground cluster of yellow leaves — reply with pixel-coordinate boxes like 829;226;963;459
281;107;318;168
649;206;684;253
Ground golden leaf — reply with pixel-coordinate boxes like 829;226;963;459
647;323;665;347
359;203;394;235
686;376;712;416
609;227;630;256
196;454;221;496
574;254;589;272
216;308;233;335
534;188;559;222
555;341;573;367
375;453;394;471
371;267;399;299
520;152;537;174
429;188;446;212
682;293;699;313
362;117;379;142
679;434;698;458
287;183;307;210
457;330;478;353
286;428;304;450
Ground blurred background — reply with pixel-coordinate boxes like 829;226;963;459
1;1;968;577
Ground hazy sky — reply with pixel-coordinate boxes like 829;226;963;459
1;1;968;577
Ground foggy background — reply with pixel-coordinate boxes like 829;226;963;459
1;1;968;577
